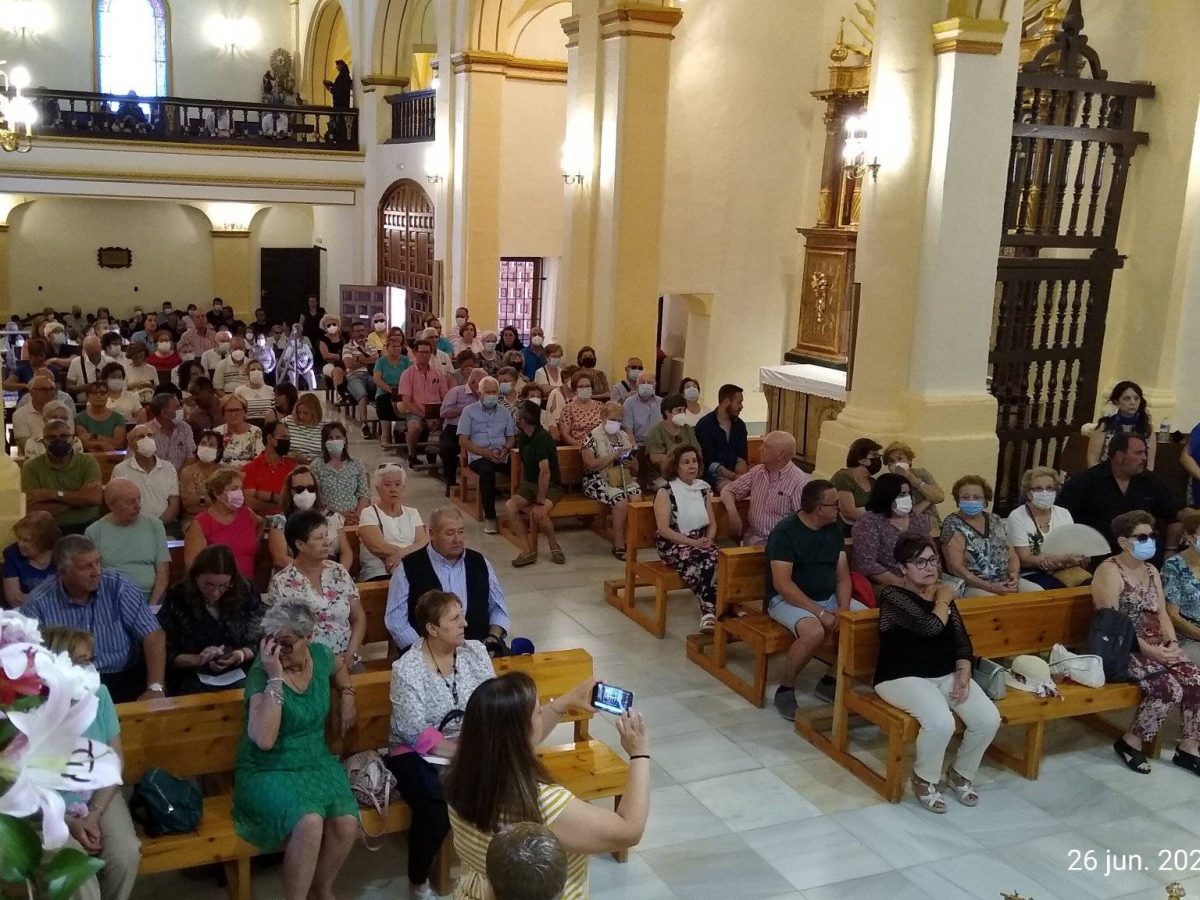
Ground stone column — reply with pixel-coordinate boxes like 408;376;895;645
816;0;1016;501
211;231;253;318
448;51;505;328
587;1;681;368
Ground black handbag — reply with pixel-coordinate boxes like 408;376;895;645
1087;607;1136;682
129;768;203;836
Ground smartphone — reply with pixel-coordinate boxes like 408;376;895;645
591;682;634;715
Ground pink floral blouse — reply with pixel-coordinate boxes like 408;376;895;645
266;560;358;653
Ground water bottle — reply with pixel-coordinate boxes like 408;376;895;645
1159;420;1170;443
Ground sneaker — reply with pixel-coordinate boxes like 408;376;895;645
409;883;437;900
773;687;799;721
814;674;837;703
484;519;500;535
699;613;717;634
361;423;372;439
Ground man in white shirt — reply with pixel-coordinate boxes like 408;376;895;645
213;336;252;393
112;424;181;528
66;335;107;398
341;319;378;435
422;327;454;378
13;376;63;452
200;330;231;375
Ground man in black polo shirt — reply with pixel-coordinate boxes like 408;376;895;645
1059;432;1190;551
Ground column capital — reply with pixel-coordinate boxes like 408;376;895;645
561;14;581;48
449;51;567;83
931;15;1008;56
450;50;511;75
598;2;682;41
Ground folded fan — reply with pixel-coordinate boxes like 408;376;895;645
1038;523;1111;557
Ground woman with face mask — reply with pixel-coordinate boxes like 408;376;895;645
476;330;502;375
831;437;882;527
149;329;182;373
941;475;1043;598
852;473;935;594
184;465;261;580
100;362;143;422
581;401;641;559
557;371;604;448
309;422;369;526
179;431;225;529
1094;510;1200;776
533;342;565;391
1005;466;1090;589
574;346;609;400
157;544;265;694
235;360;276;419
318;316;347;396
266;466;354;571
677;378;707;428
453;321;485;358
522;327;546;380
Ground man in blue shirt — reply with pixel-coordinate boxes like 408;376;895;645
23;534;166;703
695;383;750;491
621;371;663;444
385;507;511;653
458;376;517;534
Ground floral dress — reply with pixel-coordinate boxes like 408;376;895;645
940;512;1010;582
581;429;641;506
654;482;717;616
266;561;358;653
1113;561;1200;745
310;457;368;515
1162;555;1200;655
215;424;264;466
558;400;604;447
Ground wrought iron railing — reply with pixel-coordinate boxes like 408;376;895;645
386;89;435;143
25;88;359;151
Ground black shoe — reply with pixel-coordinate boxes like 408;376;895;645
814;675;837;703
1172;747;1200;777
773;687;798;721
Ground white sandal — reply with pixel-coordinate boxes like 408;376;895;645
911;776;946;814
946;769;979;807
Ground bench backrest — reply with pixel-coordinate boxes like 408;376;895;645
117;648;596;782
747;435;762;467
358;580;393;648
715;546;768;615
509;446;588;490
837;586;1094;681
624;497;747;555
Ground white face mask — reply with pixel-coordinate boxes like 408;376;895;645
292;490;317;511
374;321;386;332
671;413;688;427
575;386;592;401
230;349;245;363
891;460;910;470
892;494;914;515
157;341;172;352
1030;489;1057;510
217;343;230;356
483;341;497;352
197;445;218;463
604;419;621;435
107;379;125;393
455;316;467;327
683;386;700;403
531;335;544;347
135;436;157;457
249;370;265;386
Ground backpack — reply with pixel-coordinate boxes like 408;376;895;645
129;768;203;837
1087;607;1136;681
343;750;396;850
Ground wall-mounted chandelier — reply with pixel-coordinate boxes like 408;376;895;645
1;62;37;153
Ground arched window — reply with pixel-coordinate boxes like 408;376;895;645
96;0;169;99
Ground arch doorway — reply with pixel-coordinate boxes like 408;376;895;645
379;179;435;335
303;0;351;106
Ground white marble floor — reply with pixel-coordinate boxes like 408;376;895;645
131;416;1200;900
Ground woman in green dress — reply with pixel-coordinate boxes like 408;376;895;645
233;599;360;900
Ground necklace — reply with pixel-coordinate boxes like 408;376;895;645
427;643;459;707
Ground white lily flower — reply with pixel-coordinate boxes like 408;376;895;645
33;649;100;704
0;610;42;649
0;641;37;681
0;663;122;848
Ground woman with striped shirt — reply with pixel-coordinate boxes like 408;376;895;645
283;392;326;462
444;672;651;900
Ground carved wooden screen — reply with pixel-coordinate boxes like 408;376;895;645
379;179;435;336
989;1;1153;511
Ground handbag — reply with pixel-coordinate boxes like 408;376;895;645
1087;607;1136;681
129;768;203;837
972;657;1007;700
343;750;396;850
1048;642;1105;688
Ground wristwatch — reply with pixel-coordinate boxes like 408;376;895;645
147;682;164;694
56;490;64;499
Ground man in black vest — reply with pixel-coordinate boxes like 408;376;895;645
385;507;511;653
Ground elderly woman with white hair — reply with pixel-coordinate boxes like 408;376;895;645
233;598;361;899
357;464;429;582
1005;465;1091;589
582;400;641;560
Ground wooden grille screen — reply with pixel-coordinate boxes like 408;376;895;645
988;0;1153;511
379;179;435;336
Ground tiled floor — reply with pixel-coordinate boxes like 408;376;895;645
132;417;1200;900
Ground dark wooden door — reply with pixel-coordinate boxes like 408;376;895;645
379;179;435;336
261;248;321;326
989;0;1153;511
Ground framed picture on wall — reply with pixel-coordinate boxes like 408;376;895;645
97;247;133;269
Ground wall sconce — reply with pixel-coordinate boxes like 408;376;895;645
0;62;37;153
842;114;881;181
205;15;261;53
561;142;584;185
2;0;52;38
424;146;444;184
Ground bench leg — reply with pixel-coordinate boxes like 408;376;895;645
1023;721;1045;780
883;723;908;802
223;857;251;900
653;584;668;639
430;832;454;895
610;796;629;863
751;648;769;709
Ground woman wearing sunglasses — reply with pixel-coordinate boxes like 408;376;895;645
1093;510;1200;776
267;466;354;570
874;534;1000;813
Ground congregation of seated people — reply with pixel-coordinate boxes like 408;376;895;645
11;304;1200;892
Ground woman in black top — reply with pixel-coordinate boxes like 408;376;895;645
873;534;1000;814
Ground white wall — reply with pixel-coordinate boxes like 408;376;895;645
8;198;214;315
499;79;567;260
511;2;570;61
0;0;291;101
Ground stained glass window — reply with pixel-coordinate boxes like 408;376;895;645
97;0;169;103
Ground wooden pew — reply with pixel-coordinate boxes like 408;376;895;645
685;545;836;706
453;447;512;522
795;587;1158;801
356;579;397;669
500;446;609;545
118;647;627;899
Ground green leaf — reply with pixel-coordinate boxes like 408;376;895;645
41;847;104;900
0;813;41;882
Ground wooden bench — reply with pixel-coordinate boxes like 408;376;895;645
118;647;627;898
13;448;127;484
453;447;512;522
500;446;609;545
685;545;836;706
795;587;1158;801
356;579;397;670
602;498;745;638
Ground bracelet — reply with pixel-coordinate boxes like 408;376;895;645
339;686;357;695
265;684;284;705
629;754;650;761
267;676;283;684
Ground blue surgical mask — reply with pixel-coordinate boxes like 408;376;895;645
958;500;986;517
1130;538;1157;561
482;395;498;409
637;383;654;398
325;439;345;456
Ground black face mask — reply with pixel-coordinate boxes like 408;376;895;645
580;357;596;368
865;457;882;475
274;438;291;456
47;438;73;459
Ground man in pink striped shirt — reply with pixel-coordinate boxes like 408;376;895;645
720;431;811;545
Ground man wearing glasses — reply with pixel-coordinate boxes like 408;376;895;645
766;478;864;720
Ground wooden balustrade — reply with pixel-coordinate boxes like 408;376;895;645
386;89;435;143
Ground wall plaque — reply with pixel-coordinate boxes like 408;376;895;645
97;247;133;269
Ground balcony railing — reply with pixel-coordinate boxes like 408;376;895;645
386;89;435;143
25;89;360;152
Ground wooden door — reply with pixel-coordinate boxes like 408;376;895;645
339;284;387;325
261;248;321;326
379;178;435;336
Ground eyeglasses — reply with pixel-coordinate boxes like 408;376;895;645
907;556;939;571
1128;532;1158;543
